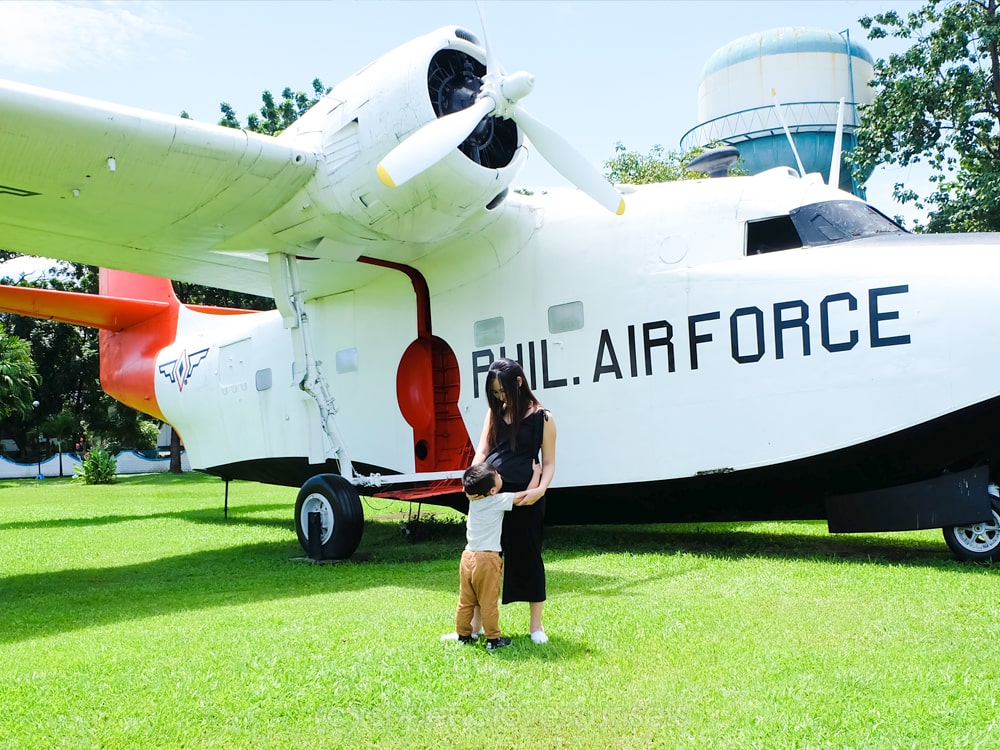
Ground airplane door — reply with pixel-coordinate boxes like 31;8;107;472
396;334;472;473
216;337;270;454
359;255;473;477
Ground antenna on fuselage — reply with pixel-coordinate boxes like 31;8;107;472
828;97;845;189
770;88;806;178
687;145;740;178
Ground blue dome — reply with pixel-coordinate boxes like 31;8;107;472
702;27;874;79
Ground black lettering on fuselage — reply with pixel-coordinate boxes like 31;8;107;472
593;329;622;381
627;324;638;378
472;285;910;395
774;300;810;359
870;285;911;348
643;321;674;375
471;349;494;399
821;292;859;352
688;312;721;370
730;307;765;363
541;339;567;388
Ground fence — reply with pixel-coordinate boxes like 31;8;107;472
0;450;191;480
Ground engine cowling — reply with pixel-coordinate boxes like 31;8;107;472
279;26;525;246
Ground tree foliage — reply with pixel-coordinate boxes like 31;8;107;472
604;143;740;184
0;322;40;420
173;281;273;310
218;79;328;135
853;0;1000;232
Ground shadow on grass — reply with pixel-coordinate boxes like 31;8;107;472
0;515;473;646
2;517;993;647
543;521;980;568
0;504;294;532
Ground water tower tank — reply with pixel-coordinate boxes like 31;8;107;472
680;27;874;194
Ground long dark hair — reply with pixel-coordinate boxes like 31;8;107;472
485;358;541;451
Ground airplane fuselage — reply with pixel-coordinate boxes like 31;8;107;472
149;172;1000;531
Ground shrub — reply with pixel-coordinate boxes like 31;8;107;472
137;420;160;451
74;445;117;485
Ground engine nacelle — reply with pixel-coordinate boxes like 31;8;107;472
279;26;525;246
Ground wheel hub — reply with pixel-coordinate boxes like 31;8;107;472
953;511;1000;553
301;493;334;544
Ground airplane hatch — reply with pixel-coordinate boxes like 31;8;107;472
395;335;473;476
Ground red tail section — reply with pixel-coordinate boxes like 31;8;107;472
0;269;261;423
98;270;181;422
0;269;180;421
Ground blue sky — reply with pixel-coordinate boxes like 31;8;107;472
0;0;928;231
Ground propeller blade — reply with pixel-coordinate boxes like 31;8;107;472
512;106;625;215
377;97;496;188
476;0;504;76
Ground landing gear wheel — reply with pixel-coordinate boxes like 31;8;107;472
943;500;1000;562
294;474;364;560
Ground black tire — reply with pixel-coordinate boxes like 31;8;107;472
294;474;364;560
943;499;1000;562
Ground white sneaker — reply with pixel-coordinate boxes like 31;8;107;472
441;628;484;642
530;629;548;644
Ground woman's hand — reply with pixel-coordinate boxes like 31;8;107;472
514;487;546;506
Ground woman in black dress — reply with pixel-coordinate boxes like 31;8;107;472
473;358;557;643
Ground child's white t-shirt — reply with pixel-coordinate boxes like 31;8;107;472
465;492;515;552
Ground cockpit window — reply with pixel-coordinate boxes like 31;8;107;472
791;201;905;245
746;201;906;256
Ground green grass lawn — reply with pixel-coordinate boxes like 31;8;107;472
2;472;1000;749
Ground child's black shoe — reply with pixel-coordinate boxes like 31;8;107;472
486;636;511;650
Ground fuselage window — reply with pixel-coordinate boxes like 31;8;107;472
255;368;273;391
746;215;803;255
548;301;584;334
335;348;358;374
474;316;505;346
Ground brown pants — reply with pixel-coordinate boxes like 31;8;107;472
456;549;503;640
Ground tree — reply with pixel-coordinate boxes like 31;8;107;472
604;143;740;184
218;79;328;135
3;266;100;455
41;408;78;476
853;0;1000;232
0;323;39;421
172;280;273;310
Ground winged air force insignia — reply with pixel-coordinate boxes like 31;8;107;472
158;348;210;392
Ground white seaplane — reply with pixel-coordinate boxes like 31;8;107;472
2;21;999;561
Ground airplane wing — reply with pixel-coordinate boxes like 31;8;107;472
0;79;316;296
0;26;622;302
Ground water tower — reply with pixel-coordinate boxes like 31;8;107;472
680;27;874;194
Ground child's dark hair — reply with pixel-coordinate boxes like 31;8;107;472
463;463;499;497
